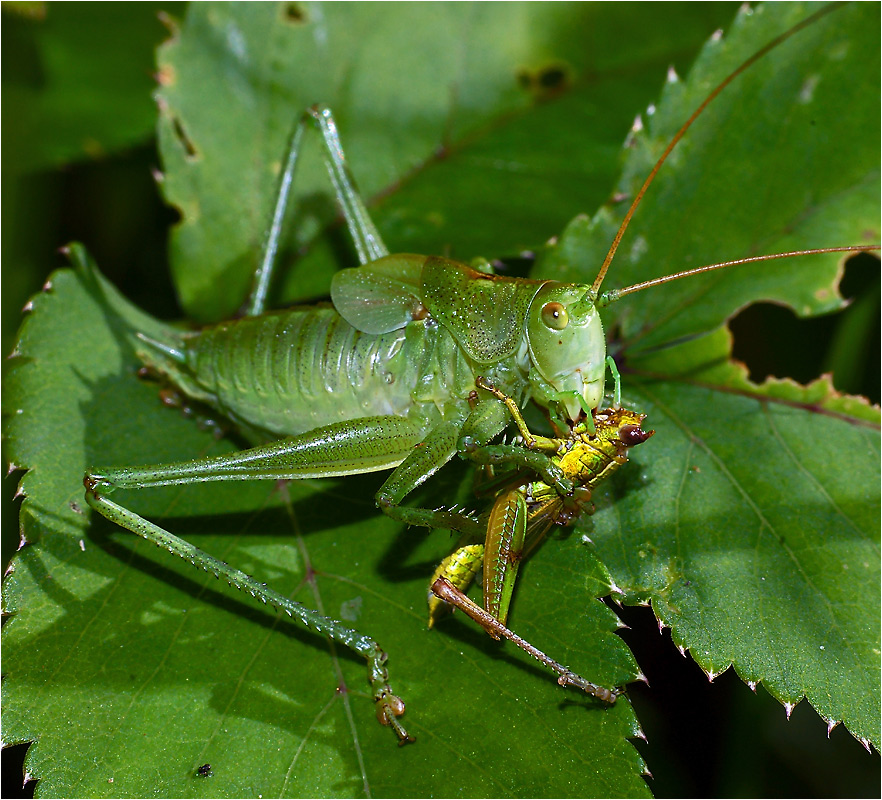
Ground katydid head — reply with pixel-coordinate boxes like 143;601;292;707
525;283;605;422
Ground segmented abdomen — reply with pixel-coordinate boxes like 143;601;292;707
185;306;424;436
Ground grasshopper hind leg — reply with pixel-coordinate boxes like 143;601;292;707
84;473;415;745
245;105;389;317
430;577;618;705
82;415;430;745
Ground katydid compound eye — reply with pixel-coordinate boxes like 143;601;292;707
541;302;569;330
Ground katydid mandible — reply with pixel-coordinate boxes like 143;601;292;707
82;7;879;745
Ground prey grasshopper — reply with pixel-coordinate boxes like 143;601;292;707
427;375;654;688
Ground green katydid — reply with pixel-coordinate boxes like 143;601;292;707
77;6;878;747
80;100;619;740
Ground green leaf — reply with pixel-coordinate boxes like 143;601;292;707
616;333;878;742
539;2;880;748
6;4;749;796
4;2;879;798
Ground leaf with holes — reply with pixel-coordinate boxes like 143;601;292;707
538;1;880;748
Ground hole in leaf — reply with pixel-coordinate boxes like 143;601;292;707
282;3;306;23
538;65;567;89
516;62;573;101
171;116;198;160
729;253;880;402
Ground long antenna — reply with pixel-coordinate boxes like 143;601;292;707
589;3;842;297
598;246;881;307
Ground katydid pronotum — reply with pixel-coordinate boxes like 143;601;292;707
67;6;879;748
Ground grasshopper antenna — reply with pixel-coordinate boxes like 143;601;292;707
589;2;844;298
598;246;881;307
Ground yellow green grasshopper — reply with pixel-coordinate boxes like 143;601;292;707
78;7;877;746
427;376;654;707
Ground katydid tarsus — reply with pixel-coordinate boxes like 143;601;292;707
80;6;879;745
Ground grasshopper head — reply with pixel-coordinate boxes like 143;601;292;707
526;283;605;421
